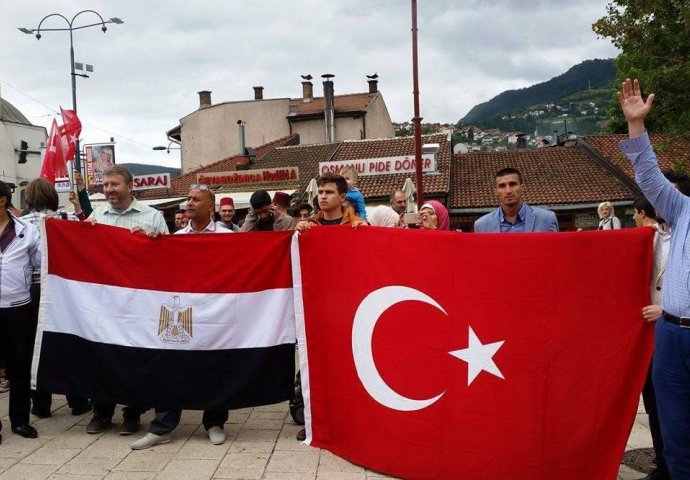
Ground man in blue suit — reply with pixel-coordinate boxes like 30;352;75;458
474;167;559;233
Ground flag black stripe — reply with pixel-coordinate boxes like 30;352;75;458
37;332;295;410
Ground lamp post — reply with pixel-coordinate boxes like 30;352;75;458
19;11;123;170
410;0;425;208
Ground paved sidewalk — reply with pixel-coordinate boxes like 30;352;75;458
0;392;653;479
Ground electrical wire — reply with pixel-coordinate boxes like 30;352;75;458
0;79;160;150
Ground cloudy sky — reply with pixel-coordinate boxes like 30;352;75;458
1;0;618;168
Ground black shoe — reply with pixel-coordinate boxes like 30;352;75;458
71;401;92;416
31;406;52;418
86;415;112;434
295;428;306;441
641;469;671;480
12;424;38;438
119;417;141;436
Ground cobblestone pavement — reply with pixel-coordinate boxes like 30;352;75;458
0;392;653;479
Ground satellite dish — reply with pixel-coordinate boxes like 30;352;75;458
453;143;469;154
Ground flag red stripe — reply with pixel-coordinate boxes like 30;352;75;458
46;219;293;293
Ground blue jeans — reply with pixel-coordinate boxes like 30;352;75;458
652;317;690;478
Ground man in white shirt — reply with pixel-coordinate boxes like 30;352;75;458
131;184;231;450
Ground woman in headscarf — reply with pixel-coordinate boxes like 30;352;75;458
366;205;404;228
420;201;450;231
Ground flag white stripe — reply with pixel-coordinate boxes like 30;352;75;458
291;232;313;444
41;274;296;351
31;218;50;389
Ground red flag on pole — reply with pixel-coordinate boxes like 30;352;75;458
59;108;81;161
293;227;654;480
40;119;68;183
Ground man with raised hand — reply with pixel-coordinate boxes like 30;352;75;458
618;77;688;479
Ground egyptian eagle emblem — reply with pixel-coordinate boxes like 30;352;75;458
158;296;193;344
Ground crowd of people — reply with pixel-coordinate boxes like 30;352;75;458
0;77;686;480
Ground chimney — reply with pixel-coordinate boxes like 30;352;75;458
302;81;313;102
367;79;378;94
237;120;246;155
198;90;212;109
253;86;264;100
516;133;527;150
322;74;335;143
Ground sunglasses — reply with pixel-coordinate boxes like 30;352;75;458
189;184;209;191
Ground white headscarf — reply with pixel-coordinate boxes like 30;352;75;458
367;205;400;228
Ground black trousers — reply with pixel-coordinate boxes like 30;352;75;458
642;360;667;473
29;283;90;413
92;400;146;422
0;303;36;428
149;409;228;435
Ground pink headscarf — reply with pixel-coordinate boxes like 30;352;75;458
420;201;450;231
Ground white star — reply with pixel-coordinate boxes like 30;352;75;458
449;326;505;386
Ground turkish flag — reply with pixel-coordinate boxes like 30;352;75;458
40;119;67;183
294;227;654;479
58;108;81;161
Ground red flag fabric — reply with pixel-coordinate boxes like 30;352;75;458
293;227;654;479
40;119;67;183
59;108;81;161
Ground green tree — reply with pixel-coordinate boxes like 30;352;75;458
592;1;690;136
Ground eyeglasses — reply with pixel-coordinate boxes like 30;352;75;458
189;184;209;191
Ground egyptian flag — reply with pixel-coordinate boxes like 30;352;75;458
292;226;654;480
32;219;295;410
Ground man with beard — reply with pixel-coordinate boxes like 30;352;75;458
390;190;408;216
131;184;231;450
86;165;168;436
240;190;295;232
216;197;240;232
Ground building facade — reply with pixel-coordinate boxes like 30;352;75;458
168;77;394;173
0;97;47;209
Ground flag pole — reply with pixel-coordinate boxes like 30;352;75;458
411;0;425;209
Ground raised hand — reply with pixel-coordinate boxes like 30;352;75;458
73;170;85;191
616;78;655;137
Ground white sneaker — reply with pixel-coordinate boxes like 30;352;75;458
130;432;172;450
207;426;225;445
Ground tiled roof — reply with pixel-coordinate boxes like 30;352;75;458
289;92;375;118
581;134;690;181
330;133;450;199
254;134;299;160
0;98;32;126
450;145;635;209
133;134;299;199
211;142;343;195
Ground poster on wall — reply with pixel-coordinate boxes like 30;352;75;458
84;143;116;191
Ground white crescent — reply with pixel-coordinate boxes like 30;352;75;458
352;286;447;411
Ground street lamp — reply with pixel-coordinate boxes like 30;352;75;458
19;11;124;170
153;143;181;154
